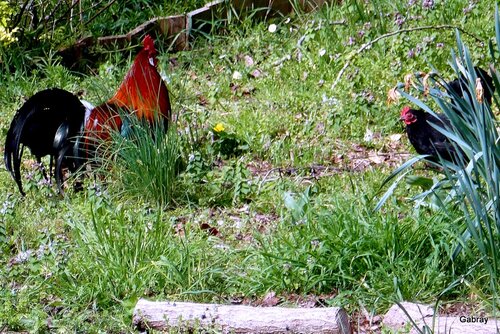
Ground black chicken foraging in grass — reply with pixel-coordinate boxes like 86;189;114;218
400;106;460;163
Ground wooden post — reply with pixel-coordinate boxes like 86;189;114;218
157;15;188;51
133;299;351;333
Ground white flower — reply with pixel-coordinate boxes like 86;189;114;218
268;24;277;33
319;49;326;57
232;71;242;80
364;128;374;142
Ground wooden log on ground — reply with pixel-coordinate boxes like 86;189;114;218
133;299;351;333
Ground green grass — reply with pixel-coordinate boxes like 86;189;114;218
106;117;181;206
0;0;498;332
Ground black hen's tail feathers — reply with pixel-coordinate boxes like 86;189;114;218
446;66;495;106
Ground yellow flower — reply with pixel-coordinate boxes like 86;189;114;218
213;123;225;133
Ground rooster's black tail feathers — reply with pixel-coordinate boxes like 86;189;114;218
4;88;86;195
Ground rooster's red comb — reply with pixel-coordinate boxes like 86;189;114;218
143;35;156;53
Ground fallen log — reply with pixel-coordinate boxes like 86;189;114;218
133;299;351;333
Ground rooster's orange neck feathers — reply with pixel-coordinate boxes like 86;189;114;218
107;35;171;123
83;35;171;155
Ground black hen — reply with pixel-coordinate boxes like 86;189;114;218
4;88;86;195
400;106;459;163
401;67;494;163
446;66;494;105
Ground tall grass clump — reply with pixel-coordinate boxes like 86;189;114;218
378;8;500;314
62;201;230;309
109;116;181;206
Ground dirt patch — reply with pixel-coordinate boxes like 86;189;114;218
247;139;411;180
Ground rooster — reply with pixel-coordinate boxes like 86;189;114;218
4;88;87;195
4;35;171;195
84;34;171;141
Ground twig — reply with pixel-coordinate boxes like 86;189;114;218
257;167;282;193
10;0;31;31
272;54;291;66
332;25;485;90
84;0;117;27
53;0;102;27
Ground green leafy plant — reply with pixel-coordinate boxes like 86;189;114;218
186;151;210;183
376;7;500;319
222;158;254;204
283;185;312;224
183;156;255;207
211;122;248;158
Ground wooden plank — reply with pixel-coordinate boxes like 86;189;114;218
300;0;326;12
57;0;337;69
127;18;159;40
187;0;226;36
232;0;292;18
157;15;188;51
133;299;352;333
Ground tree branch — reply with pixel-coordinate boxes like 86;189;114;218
331;25;485;90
